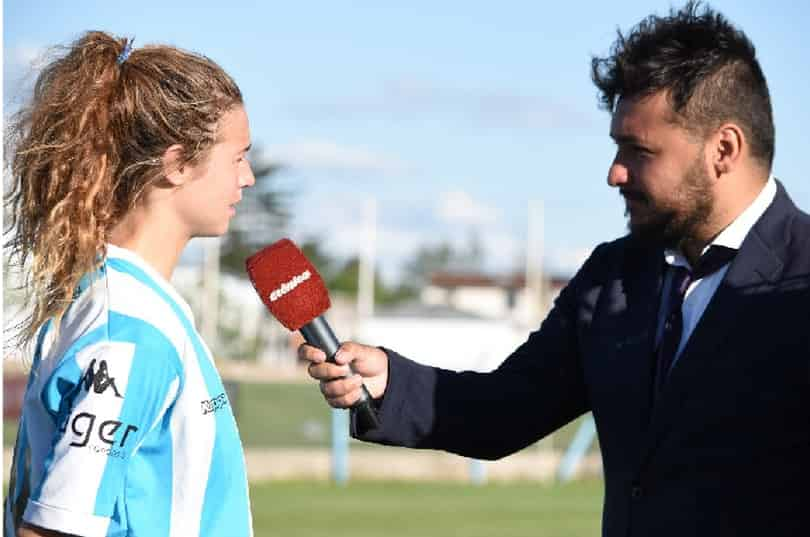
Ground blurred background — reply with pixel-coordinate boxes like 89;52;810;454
4;1;809;535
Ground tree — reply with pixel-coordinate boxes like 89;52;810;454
458;227;486;271
299;237;338;282
402;243;454;286
402;230;487;286
327;256;416;305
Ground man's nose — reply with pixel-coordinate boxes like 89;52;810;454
607;161;629;188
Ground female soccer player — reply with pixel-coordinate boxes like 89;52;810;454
5;32;255;537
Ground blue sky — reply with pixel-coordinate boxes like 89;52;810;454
5;1;810;281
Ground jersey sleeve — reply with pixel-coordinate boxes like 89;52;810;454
24;325;183;537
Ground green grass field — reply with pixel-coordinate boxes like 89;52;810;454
0;479;604;536
250;480;604;537
232;382;598;452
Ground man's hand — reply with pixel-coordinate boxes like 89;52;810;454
298;342;388;408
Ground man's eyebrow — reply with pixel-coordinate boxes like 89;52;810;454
610;133;643;145
242;143;252;153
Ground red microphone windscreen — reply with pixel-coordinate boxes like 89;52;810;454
245;239;331;331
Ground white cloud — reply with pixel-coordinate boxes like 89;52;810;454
436;190;499;226
4;44;50;110
290;190;528;283
11;45;47;68
266;140;408;175
5;43;51;74
296;204;424;283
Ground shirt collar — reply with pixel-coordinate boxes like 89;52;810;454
105;243;195;323
665;175;776;269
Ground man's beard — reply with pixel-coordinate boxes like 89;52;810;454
624;157;713;249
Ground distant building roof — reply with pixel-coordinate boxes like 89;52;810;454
428;271;569;289
375;301;487;320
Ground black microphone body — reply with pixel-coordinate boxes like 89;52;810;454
300;316;381;431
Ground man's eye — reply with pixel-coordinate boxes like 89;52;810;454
634;145;652;155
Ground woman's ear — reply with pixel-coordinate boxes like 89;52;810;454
161;144;191;186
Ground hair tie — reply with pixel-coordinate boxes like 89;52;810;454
117;38;135;65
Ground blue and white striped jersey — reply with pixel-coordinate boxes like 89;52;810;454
5;244;253;537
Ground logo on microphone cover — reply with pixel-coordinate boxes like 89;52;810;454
269;270;311;302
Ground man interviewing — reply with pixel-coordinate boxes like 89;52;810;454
301;2;810;535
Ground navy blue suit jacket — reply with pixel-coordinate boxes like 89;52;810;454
355;181;810;537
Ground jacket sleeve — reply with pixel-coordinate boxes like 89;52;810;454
353;243;609;460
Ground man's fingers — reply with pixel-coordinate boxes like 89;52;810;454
325;392;361;408
298;343;326;364
308;362;351;381
319;376;363;408
319;375;363;399
333;341;370;366
301;340;386;403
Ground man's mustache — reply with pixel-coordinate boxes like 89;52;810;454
621;189;648;203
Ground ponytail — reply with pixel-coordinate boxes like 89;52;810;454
5;31;242;347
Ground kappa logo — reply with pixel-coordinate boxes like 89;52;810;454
81;359;123;398
201;392;229;415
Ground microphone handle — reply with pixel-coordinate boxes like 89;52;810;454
300;316;381;430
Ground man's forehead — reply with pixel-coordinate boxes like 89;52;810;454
610;92;674;138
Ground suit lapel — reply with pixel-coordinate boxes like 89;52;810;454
638;186;788;466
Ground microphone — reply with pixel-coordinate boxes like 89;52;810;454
245;238;380;431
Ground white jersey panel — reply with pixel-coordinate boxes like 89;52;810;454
168;362;216;537
6;245;252;537
26;341;135;536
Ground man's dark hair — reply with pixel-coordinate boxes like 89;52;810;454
592;1;774;170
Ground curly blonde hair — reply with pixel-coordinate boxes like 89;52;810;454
5;31;243;347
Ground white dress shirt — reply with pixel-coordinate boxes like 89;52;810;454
656;176;777;365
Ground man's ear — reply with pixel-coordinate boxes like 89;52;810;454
161;144;192;186
708;123;745;178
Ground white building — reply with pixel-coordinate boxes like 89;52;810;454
421;271;568;327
